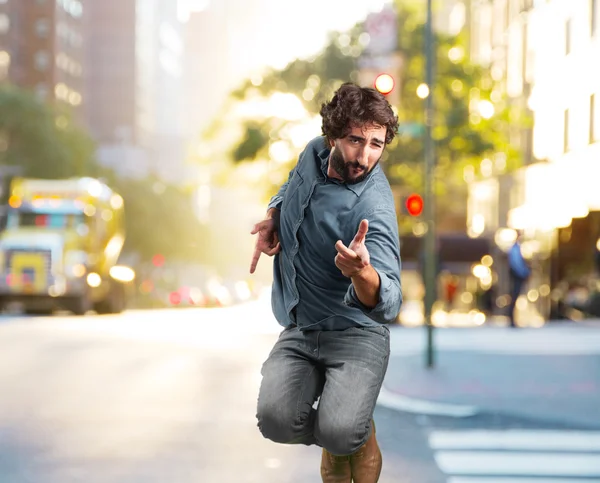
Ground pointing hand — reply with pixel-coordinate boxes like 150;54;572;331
334;219;370;278
250;214;281;274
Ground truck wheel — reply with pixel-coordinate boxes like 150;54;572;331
69;296;91;316
95;283;125;314
24;308;53;316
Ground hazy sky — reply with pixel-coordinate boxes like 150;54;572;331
181;0;392;71
180;0;394;133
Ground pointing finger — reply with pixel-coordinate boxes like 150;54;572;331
353;219;369;244
249;247;262;274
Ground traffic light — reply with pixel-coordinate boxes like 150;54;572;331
374;73;395;95
405;193;424;217
152;253;165;267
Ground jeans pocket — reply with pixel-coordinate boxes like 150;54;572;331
359;324;390;339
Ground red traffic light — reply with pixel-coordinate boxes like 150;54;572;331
152;253;165;267
374;73;395;95
406;194;424;216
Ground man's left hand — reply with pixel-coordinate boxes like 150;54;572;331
335;219;370;278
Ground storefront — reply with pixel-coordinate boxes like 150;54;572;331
468;156;600;321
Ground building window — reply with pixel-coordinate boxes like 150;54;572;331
592;0;598;37
522;22;528;86
59;0;83;18
565;18;572;55
592;94;598;143
0;50;9;80
521;0;534;11
35;83;49;100
0;13;9;35
564;109;570;152
35;18;50;38
34;50;50;71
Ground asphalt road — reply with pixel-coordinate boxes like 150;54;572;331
0;299;599;483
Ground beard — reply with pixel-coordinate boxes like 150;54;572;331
330;148;379;185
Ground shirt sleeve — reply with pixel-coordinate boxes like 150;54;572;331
344;206;403;324
267;144;310;211
267;166;295;211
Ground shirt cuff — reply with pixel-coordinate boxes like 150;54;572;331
267;196;283;211
344;267;397;323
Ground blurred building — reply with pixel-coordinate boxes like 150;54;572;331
0;0;85;118
85;0;189;184
83;0;147;179
137;0;188;184
84;0;136;145
183;9;226;140
467;0;600;319
435;0;468;36
183;0;268;137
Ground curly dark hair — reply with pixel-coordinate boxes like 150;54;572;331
320;82;399;145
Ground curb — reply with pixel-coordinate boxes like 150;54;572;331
377;385;479;418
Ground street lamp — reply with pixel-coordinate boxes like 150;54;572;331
374;73;395;95
416;83;430;99
423;0;436;369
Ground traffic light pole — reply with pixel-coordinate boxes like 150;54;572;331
424;0;436;368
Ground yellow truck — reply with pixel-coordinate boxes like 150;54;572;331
0;177;135;315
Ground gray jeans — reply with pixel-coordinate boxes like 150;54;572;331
256;324;390;456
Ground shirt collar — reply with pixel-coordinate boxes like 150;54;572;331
317;138;377;197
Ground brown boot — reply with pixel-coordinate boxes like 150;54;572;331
320;449;352;483
349;420;382;482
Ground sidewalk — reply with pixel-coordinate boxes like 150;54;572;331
382;325;600;428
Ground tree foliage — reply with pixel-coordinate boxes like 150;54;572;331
388;8;525;208
0;86;96;179
102;174;209;263
0;85;207;264
220;5;527;233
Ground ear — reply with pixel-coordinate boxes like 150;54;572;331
329;138;335;148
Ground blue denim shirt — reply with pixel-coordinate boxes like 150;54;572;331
268;136;402;331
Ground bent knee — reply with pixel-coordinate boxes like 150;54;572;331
318;422;369;456
256;401;308;444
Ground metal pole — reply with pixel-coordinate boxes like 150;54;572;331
424;0;436;368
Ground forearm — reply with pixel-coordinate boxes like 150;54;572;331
350;264;380;309
266;207;280;230
266;207;280;219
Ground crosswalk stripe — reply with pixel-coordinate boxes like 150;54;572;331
447;478;598;483
430;430;600;452
429;430;600;481
434;451;600;477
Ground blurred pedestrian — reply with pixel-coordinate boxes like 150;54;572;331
507;232;531;327
443;272;459;310
250;83;402;482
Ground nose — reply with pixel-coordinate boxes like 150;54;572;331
357;145;370;165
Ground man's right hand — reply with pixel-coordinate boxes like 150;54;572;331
249;208;281;274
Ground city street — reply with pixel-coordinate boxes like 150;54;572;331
1;295;599;483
